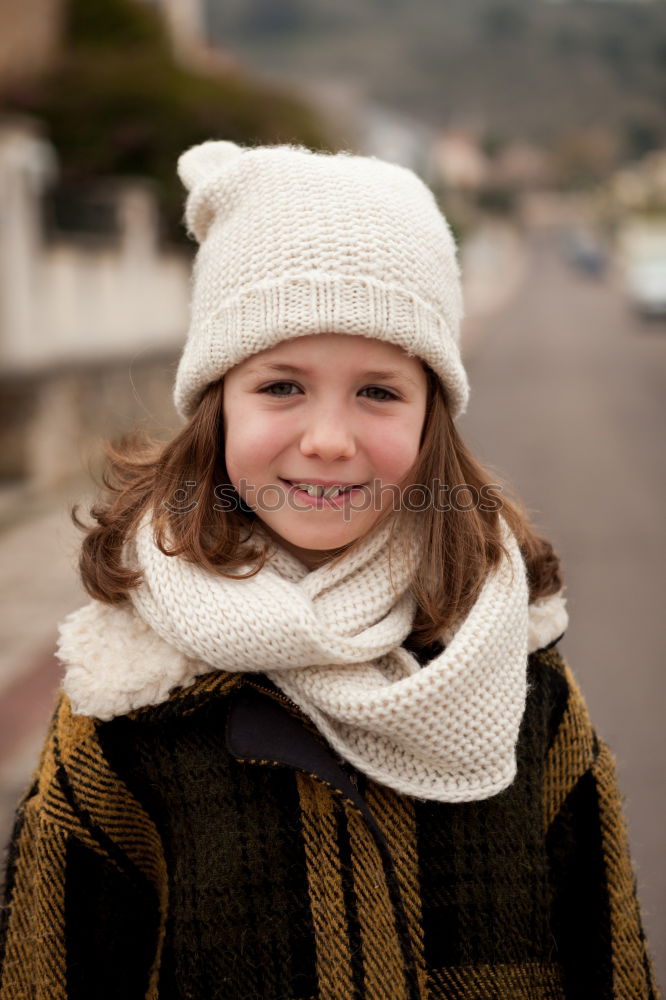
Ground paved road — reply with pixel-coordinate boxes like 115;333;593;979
460;228;666;985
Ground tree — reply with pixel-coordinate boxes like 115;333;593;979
3;0;333;242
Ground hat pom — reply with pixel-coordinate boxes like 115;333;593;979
177;140;244;193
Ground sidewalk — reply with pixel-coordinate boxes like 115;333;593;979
0;481;88;848
462;220;528;321
461;220;529;358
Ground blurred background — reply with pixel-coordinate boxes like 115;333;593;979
0;0;664;983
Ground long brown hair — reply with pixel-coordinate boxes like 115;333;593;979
73;366;562;648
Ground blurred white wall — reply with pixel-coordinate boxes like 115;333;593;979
0;119;190;374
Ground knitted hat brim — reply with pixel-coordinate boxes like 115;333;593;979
174;273;470;419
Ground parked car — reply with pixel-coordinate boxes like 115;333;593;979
625;253;666;318
618;218;666;320
561;228;608;278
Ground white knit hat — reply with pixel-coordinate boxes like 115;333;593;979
174;140;469;419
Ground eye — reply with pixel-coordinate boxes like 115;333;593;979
260;381;301;397
361;386;400;402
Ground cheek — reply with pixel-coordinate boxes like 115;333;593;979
368;422;422;480
224;412;285;484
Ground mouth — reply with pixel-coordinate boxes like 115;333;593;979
279;478;365;501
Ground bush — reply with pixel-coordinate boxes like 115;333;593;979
3;0;334;242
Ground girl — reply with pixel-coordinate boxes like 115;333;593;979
0;141;658;1000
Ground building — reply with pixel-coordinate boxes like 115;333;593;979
0;0;65;90
145;0;239;73
0;118;191;486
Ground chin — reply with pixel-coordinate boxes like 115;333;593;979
289;530;358;552
271;521;363;553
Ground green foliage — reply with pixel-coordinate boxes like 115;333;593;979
66;0;167;49
28;53;328;235
3;0;333;242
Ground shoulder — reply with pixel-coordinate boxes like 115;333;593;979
525;642;600;823
526;641;595;748
13;667;242;863
527;642;594;740
56;599;241;721
43;598;244;839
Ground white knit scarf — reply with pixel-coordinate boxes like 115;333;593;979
60;511;563;804
57;512;568;802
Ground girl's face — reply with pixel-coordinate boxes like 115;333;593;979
223;333;428;568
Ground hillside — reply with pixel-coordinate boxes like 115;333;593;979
205;0;666;156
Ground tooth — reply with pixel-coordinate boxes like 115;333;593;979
294;483;348;497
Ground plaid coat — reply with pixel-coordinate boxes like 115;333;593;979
0;642;659;1000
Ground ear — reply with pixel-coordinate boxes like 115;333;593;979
177;140;245;242
177;140;243;192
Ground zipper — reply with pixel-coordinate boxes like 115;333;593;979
244;676;294;704
245;680;364;793
239;678;365;803
244;676;307;718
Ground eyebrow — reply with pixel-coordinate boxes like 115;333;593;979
247;362;419;386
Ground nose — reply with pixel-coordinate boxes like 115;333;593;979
299;405;357;462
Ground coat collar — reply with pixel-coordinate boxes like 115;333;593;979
225;680;372;816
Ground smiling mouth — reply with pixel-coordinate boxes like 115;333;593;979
280;479;364;499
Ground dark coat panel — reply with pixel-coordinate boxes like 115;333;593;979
0;645;659;999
